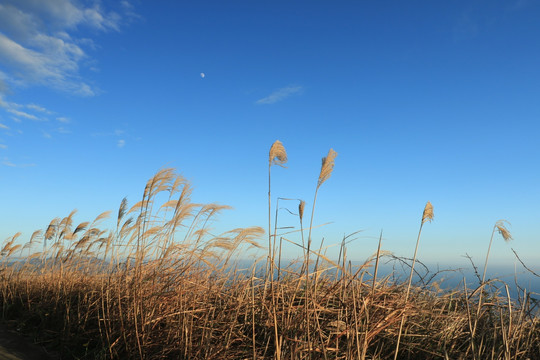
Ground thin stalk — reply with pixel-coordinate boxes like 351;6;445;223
473;225;497;340
372;230;383;295
267;162;273;282
394;201;433;360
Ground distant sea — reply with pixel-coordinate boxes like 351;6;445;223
234;259;540;302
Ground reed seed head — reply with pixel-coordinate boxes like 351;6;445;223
269;140;287;167
318;149;337;187
118;197;128;226
495;220;513;242
422;201;434;224
299;200;306;221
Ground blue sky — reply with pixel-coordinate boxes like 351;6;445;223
1;1;539;270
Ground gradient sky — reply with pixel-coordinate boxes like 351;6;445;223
1;1;539;270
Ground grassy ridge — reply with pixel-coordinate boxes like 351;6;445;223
0;145;538;359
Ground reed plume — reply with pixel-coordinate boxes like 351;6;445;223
422;201;434;224
269;140;287;167
298;200;305;222
317;148;337;188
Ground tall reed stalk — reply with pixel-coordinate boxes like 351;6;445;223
471;220;513;346
268;140;287;281
305;148;337;357
394;201;433;360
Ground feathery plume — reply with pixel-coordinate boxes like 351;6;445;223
495;220;512;242
422;201;434;224
298;200;306;222
269;140;287;167
94;211;111;223
118;197;128;227
318;149;337;187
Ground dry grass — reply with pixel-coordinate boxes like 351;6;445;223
0;147;538;360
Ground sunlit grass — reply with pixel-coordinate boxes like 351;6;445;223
0;144;538;359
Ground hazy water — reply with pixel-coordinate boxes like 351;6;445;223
234;259;540;303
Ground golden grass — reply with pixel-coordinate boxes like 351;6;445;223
0;148;538;360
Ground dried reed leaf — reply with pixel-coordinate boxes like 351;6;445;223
94;210;111;223
160;199;179;210
120;217;134;237
7;244;22;257
1;241;14;255
141;226;162;239
211;240;235;251
318;149;337;187
29;230;42;243
60;209;77;228
24;230;43;250
45;218;59;240
28;251;42;260
269;140;287;167
128;200;144;215
73;222;90;235
170;175;187;196
422;201;434;224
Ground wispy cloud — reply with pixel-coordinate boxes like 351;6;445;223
256;85;303;105
0;123;9;129
27;103;52;114
2;156;35;168
7;108;39;120
57;126;71;134
92;129;135;148
0;144;7;149
0;95;52;121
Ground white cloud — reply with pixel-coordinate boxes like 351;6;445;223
0;144;7;149
56;116;70;123
256;85;303;105
117;139;125;148
0;123;9;129
0;1;134;95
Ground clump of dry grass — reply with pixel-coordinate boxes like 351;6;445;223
0;149;538;360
